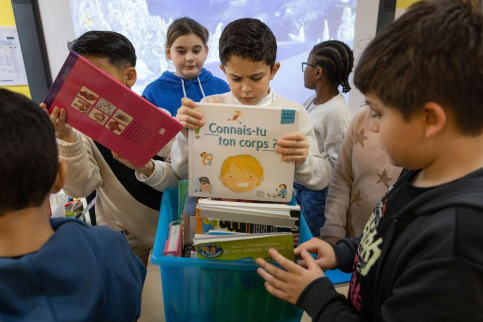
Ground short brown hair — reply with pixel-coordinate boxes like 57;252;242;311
219;18;277;69
354;0;483;135
166;17;209;48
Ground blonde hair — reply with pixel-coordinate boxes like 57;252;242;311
220;155;263;178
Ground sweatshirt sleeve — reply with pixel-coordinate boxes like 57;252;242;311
57;132;103;198
320;114;358;239
294;106;333;190
297;277;362;322
135;138;180;190
171;132;190;179
170;95;221;180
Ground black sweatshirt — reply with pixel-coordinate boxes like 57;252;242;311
297;168;483;321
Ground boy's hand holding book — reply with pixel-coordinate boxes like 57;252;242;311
256;248;324;305
112;152;155;177
40;103;75;143
176;97;204;137
275;132;309;165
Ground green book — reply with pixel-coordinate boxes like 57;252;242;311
193;232;294;262
177;180;189;220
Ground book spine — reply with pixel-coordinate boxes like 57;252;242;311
216;220;294;234
43;51;79;108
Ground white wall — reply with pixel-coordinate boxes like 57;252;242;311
37;0;75;80
348;0;380;115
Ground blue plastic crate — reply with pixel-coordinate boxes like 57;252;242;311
151;186;350;322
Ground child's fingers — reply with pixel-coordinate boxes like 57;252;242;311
297;259;308;269
257;267;288;291
256;257;290;282
180;97;197;108
268;248;301;273
58;108;67;123
300;249;320;271
264;281;292;303
282;132;306;141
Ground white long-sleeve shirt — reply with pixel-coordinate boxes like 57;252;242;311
303;93;352;169
171;91;333;190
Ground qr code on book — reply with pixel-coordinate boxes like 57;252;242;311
256;190;265;198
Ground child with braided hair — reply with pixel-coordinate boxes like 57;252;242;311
295;40;354;236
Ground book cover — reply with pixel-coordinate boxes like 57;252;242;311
188;103;298;202
44;51;183;167
177;180;189;221
193;233;294;262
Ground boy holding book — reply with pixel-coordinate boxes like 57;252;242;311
171;18;332;192
0;89;146;321
42;31;179;265
256;1;483;320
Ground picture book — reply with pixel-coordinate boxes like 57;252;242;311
44;51;183;167
193;232;294;262
188;103;298;202
177;180;189;220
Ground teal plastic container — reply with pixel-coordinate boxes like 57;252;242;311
151;186;351;322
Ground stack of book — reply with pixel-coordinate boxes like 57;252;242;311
195;199;300;235
185;103;301;262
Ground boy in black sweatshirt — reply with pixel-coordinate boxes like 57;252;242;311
256;1;483;321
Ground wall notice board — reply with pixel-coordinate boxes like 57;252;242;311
0;0;31;98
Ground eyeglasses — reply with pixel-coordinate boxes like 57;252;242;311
301;62;317;72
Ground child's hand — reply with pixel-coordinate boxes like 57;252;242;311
256;248;324;305
112;151;154;177
40;103;75;143
175;97;204;137
294;238;337;270
275;132;309;165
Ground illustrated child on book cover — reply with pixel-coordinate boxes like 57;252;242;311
219;155;264;193
195;176;213;194
201;152;213;166
267;184;288;199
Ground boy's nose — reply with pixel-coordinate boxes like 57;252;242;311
186;53;194;62
241;83;252;93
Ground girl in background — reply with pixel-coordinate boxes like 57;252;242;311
296;40;354;236
143;17;229;116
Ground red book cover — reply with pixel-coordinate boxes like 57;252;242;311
44;51;183;167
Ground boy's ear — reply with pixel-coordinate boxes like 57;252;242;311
422;102;447;138
269;62;281;80
51;160;67;194
219;63;225;74
165;46;172;60
204;45;209;58
124;67;137;88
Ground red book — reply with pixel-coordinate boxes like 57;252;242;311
44;51;183;167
